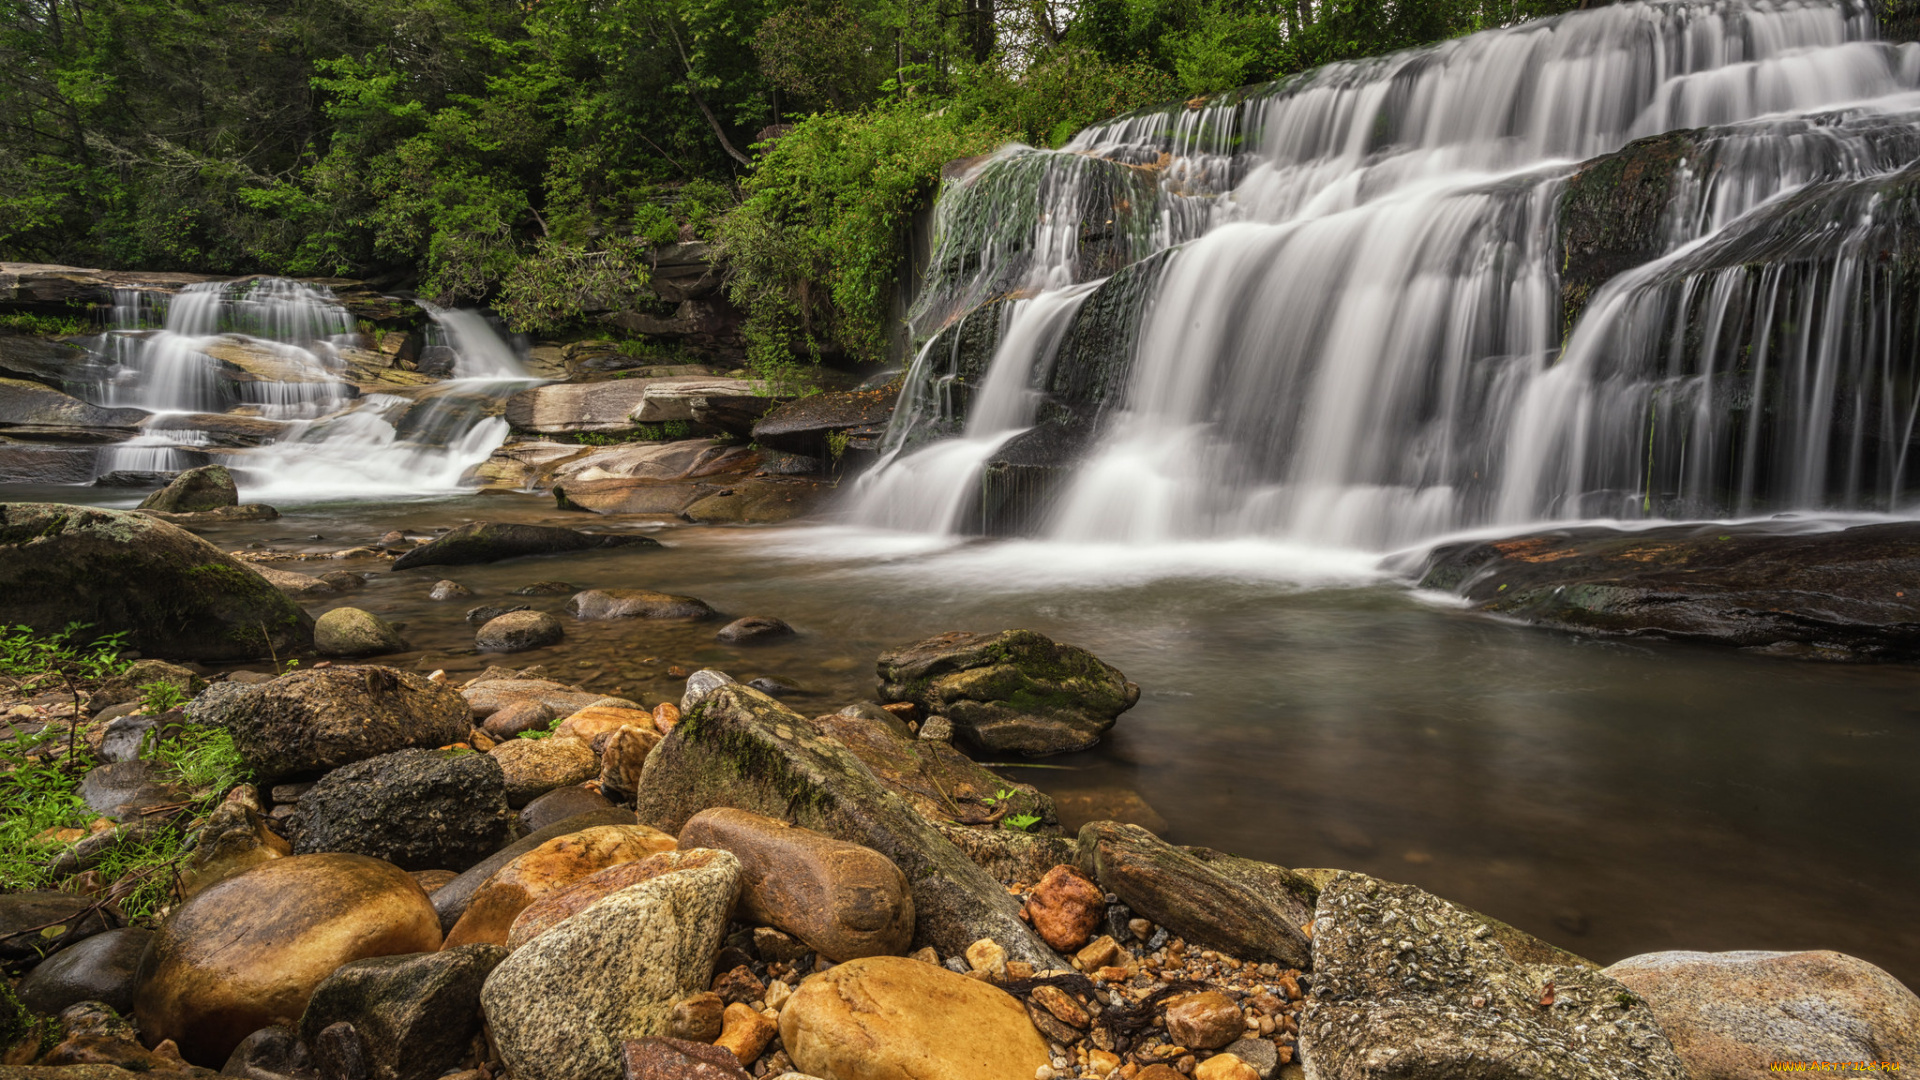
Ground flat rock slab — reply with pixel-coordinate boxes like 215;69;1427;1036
392;521;660;571
1416;520;1920;660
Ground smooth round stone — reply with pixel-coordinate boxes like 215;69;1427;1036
554;705;655;743
506;850;724;952
491;736;598;808
779;955;1050;1080
484;700;556;740
428;580;472;601
443;823;677;948
519;786;614;833
715;617;794;644
313;606;405;658
566;588;715;621
133;853;443;1067
18;927;152;1015
476;611;565;653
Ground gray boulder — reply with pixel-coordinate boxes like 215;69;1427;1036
187;666;471;784
290;748;514;872
565;588;714;620
314;607;407;658
475;610;564;652
877;629;1139;755
300;944;508;1080
136;464;237;513
633;684;1064;968
78;759;186;822
391;521;660;571
0;502;311;661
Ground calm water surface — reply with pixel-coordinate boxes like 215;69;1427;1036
16;487;1919;987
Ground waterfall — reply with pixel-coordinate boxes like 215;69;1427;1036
860;0;1920;549
75;278;538;499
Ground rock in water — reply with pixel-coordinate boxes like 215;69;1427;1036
391;521;660;571
680;668;737;712
1300;871;1686;1080
876;629;1139;755
428;579;471;600
480;849;742;1080
779;955;1050;1080
443;823;677;948
136;464;238;513
187;666;471;784
476;610;565;652
715;616;794;643
313;607;407;658
299;944;508;1080
679;808;914;962
290;748;514;872
17;927;151;1016
0;502;312;661
1604;950;1920;1077
491;735;598;807
633;684;1063;968
133;853;443;1067
566;588;714;620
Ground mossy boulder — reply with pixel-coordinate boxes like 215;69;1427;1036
0;502;312;661
390;521;660;572
136;464;238;513
313;606;406;658
876;629;1139;755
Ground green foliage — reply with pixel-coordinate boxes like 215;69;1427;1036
572;418;696;445
1004;812;1042;832
498;236;653;336
140;680;190;715
0;312;90;337
0;624;129;690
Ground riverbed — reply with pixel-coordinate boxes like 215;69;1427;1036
11;484;1918;988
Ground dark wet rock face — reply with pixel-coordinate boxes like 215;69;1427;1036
1557;129;1699;333
299;944;507;1080
0;891;120;966
17;927;152;1016
877;629;1140;754
187;666;472;784
750;386;897;458
1416;520;1920;660
290;748;514;872
391;521;660;571
0;502;312;661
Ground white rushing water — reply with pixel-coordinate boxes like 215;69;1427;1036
79;279;537;499
858;0;1920;550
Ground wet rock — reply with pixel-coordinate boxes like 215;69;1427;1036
1025;864;1105;952
714;1001;777;1066
476;610;564;653
78;759;185;821
17;926;151;1015
1415;520;1920;660
188;666;471;784
621;1036;752;1080
427;580;471;601
505;848;727;952
1221;1037;1277;1080
0;503;312;661
299;944;507;1080
0;375;146;430
877;629;1139;755
464;603;529;626
750;387;896;458
933;822;1076;887
715;616;794;643
779;955;1049;1080
555;705;654;743
1603;950;1920;1077
680;668;736;712
137;464;237;513
1049;785;1170;835
1165;990;1242;1051
482;699;555;740
633;684;1063;967
313;608;406;659
98;712;171;761
491;735;598;807
512;580;576;595
38;999;198;1073
809;703;1054;830
1300;871;1685;1080
391;521;660;571
461;676;620;719
479;848;742;1080
177;797;289;897
668;993;726;1041
258;566;339;599
289;748;513;872
680;478;832;525
315;571;365;592
310;1020;370;1080
134;853;443;1067
680;807;915;962
1074;821;1312;969
1194;1054;1259;1080
566;588;715;620
598;725;661;802
220;1024;314;1080
443;823;677;948
428;807;637;932
747;677;798;696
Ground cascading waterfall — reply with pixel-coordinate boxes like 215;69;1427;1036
859;0;1920;549
75;278;538;498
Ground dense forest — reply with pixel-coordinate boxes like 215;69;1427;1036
2;0;1617;374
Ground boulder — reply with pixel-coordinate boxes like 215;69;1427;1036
932;822;1076;888
1299;871;1685;1080
298;944;507;1080
778;955;1049;1080
520;786;615;832
554;705;655;743
289;748;513;872
476;610;565;652
716;616;793;644
1024;864;1105;952
503;380;660;434
136;465;237;513
808;703;1054;829
633;684;1064;967
598;724;662;801
479;848;743;1080
0;503;311;661
679;808;915;962
877;630;1139;755
0;443;99;483
176;797;289;898
505;848;726;952
78;759;186;821
1074;821;1312;969
187;666;471;784
621;1036;752;1080
133;853;443;1067
17;926;152;1015
680;669;737;712
220;1025;312;1080
483;699;555;740
313;607;406;658
566;588;715;620
391;521;660;571
430;808;639;933
631;378;763;423
428;579;471;600
256;566;338;599
680;478;832;525
463;677;618;719
1603;950;1920;1077
0;376;146;431
0;330;112;386
138;502;279;525
491;734;599;807
751;387;896;458
443;823;678;948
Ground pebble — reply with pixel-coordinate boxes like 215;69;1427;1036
966;937;1009;976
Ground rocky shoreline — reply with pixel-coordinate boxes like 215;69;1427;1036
0;503;1916;1080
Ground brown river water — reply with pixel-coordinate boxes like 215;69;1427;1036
13;485;1920;988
